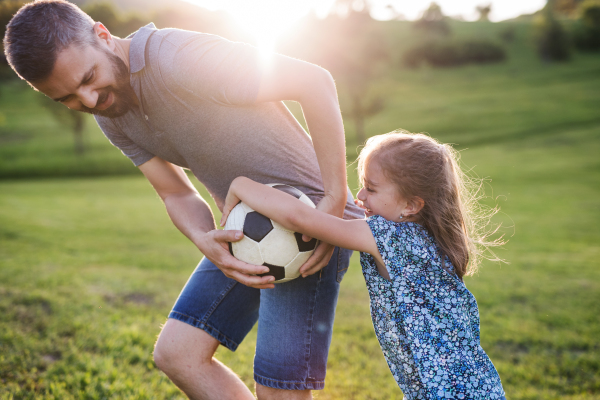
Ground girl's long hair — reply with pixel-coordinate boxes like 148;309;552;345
358;131;503;278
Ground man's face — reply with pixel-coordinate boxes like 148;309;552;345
34;43;137;118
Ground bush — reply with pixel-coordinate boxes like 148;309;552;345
573;0;600;51
403;39;506;68
461;40;507;63
413;2;451;37
573;23;600;50
499;26;517;43
534;7;571;61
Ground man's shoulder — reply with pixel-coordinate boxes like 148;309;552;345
94;115;120;136
129;24;228;67
94;114;112;127
149;27;228;51
143;27;234;74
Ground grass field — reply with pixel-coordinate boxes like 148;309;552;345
1;20;599;400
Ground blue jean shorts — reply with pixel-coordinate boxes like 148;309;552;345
168;246;352;391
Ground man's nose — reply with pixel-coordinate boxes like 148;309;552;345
77;87;98;109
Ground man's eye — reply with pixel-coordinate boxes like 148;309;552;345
366;188;374;193
85;72;94;83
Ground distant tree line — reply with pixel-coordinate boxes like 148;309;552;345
403;2;507;68
534;0;600;61
1;0;600;150
572;0;600;51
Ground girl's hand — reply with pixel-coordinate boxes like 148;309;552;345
220;180;243;227
354;198;367;211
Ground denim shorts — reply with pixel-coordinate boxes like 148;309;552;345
168;246;352;391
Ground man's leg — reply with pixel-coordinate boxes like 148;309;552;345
154;257;261;399
154;319;255;400
255;384;311;400
253;247;353;399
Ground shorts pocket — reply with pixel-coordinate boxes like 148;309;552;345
336;248;352;283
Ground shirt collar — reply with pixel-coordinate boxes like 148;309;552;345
127;23;157;74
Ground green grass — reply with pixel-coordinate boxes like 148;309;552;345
1;121;599;398
342;51;600;151
1;19;600;400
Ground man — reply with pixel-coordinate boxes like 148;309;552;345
4;1;362;399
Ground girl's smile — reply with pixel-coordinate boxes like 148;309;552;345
357;160;409;223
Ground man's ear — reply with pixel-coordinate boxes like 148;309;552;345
406;196;425;216
92;22;115;49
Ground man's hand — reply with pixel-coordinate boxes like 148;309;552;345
197;230;276;289
298;194;344;277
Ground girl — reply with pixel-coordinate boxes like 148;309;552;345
221;131;505;399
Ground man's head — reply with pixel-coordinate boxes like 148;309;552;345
4;0;96;83
4;0;137;118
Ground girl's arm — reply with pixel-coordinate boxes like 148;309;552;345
221;177;382;263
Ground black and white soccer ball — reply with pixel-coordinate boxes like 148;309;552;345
224;183;318;283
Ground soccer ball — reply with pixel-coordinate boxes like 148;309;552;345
224;184;318;283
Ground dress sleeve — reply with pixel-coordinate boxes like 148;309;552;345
94;116;155;167
365;215;419;279
367;215;483;398
169;33;262;106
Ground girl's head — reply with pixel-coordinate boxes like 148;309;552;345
357;130;501;278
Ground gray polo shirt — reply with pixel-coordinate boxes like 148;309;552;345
95;24;363;219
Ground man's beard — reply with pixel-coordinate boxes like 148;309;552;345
80;50;138;118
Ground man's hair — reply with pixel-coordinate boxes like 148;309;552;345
3;0;96;83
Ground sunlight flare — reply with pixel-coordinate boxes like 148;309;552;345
186;0;328;56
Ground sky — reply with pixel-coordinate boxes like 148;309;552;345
186;0;547;23
185;0;546;53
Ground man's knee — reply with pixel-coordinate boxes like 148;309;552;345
153;319;219;375
153;339;175;373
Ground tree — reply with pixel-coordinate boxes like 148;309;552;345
573;0;600;51
580;0;600;24
534;0;571;61
554;0;584;15
414;2;451;36
476;4;492;21
40;96;86;155
278;8;389;145
316;11;389;144
339;12;388;144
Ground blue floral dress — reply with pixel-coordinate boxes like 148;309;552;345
360;215;505;400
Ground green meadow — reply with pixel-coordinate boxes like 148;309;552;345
1;21;600;399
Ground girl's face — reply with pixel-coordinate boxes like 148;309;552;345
357;159;409;223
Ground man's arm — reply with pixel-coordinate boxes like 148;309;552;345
138;156;276;289
256;55;348;276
